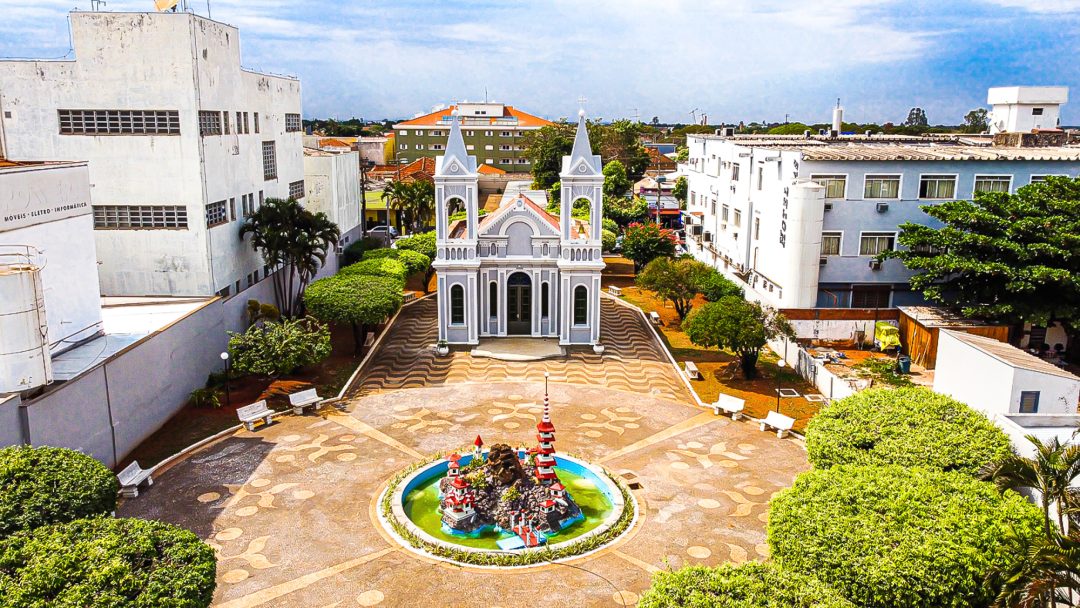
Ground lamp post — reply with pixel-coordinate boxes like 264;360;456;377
775;359;786;413
220;351;231;408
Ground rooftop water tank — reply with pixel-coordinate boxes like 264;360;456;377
0;262;52;393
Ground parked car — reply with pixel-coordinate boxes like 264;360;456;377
368;225;398;245
613;235;624;252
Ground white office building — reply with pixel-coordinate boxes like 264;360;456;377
683;104;1080;310
0;10;305;297
303;147;362;245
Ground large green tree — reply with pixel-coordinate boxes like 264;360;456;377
682;296;794;379
524;120;649;189
672;176;687;208
621;221;677;271
382;179;434;233
603;196;649;227
394;232;437;293
964;108;989;133
887;177;1080;345
239;197;340;317
602;160;631;198
636;257;713;320
304;274;403;353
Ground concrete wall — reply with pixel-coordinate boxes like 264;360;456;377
769;335;859;401
303;150;361;238
1010;367;1079;415
934;330;1018;416
0;394;25;447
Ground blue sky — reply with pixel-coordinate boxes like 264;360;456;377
2;0;1079;125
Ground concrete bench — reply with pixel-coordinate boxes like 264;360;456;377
237;400;273;432
403;291;417;304
117;461;153;498
288;388;323;415
683;361;701;380
607;285;623;297
760;411;796;439
649;311;661;325
712;394;746;420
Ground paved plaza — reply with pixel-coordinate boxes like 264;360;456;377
119;299;809;607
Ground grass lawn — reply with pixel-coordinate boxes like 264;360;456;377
602;255;822;432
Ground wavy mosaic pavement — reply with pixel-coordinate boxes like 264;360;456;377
350;297;692;403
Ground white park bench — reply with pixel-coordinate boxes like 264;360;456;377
237;400;274;431
607;285;623;297
117;461;153;498
683;361;701;380
403;291;417;304
760;411;796;439
712;394;746;420
649;311;661;325
288;388;323;415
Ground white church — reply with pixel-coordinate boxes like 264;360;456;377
432;109;605;348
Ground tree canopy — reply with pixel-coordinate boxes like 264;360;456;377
361;248;431;277
963;108;989;133
904;107;929;127
769;465;1043;608
524;120;650;190
621;221;677;271
699;270;744;302
602;196;649;227
340;258;409;284
682;296;793;379
382;179;434;233
672;176;687;208
602;160;631;198
394;232;437;293
239;197;340;317
227;316;331;376
304;274;403;352
638;562;855;608
887;176;1080;332
636;257;713;319
805;387;1013;477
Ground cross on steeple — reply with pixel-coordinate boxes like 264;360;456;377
577;95;588;109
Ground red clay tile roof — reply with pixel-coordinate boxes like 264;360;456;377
396;157;437;181
647;146;678;169
395;105;552;128
318;138;352;148
477;163;506;175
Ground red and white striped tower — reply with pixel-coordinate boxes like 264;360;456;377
534;373;558;485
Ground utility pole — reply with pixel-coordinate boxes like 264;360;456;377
359;159;372;238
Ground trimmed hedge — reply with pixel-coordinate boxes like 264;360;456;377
768;465;1043;608
0;517;216;607
601;229;616;252
0;446;118;539
805;387;1012;477
339;258;407;284
360;248;431;276
638;562;855;608
393;231;436;261
305;274;404;327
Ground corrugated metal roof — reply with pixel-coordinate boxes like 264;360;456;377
798;145;1080;162
943;329;1079;380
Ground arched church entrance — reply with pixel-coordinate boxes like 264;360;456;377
506;272;532;335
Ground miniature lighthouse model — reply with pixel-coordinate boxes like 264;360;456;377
473;435;484;460
442;471;476;527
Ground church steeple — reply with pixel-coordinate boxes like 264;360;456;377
566;108;601;175
436;108;477;177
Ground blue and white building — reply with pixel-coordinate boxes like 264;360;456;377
683;124;1080;309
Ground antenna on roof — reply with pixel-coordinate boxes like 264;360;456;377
91;0;106;10
484;88;488;103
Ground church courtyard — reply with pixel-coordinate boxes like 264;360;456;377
118;297;810;607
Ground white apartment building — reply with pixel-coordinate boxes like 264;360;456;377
684;130;1080;310
0;11;305;297
988;86;1068;134
303;147;362;245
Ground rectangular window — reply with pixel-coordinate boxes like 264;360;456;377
258;190;264;207
851;286;891;308
721;205;730;223
733;209;742;227
864;175;901;199
466;145;475;151
236;112;243;134
58;109;180;135
223;111;230;135
919;175;957;199
821;231;842;256
400;144;407;150
754;217;760;240
415;144;424;150
229;197;236;221
242;193;255;217
757;167;764;190
400;129;408;136
484;130;493;136
450;285;465;325
859;232;896;255
1030;175;1065;184
731;163;740;181
974;175;1011;194
1019;391;1040;413
198;110;222;136
262;141;277;180
501;131;512;137
500;145;512;151
573;286;588;325
93;205;188;229
416;130;424;136
431;144;445;151
254;112;260;133
811;174;847;199
465;130;474;136
289;180;305;199
206;200;228;227
285;113;302;132
541;283;549;318
243;112;249;134
1032;108;1044;116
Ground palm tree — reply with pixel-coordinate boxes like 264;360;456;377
981;436;1080;606
239;198;340;317
382;179;435;235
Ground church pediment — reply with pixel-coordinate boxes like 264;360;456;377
478;196;560;238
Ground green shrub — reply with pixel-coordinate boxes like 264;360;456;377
602;218;619;235
601;229;616;252
304;274;403;351
361;248;431;276
188;387;221;409
340;258;408;284
0;446;118;539
0;517;216;607
227;316;331;376
448;208;488;222
699;270;744;302
639;562;855;608
768;465;1043;608
805;387;1012;476
342;236;385;265
393;231;436;261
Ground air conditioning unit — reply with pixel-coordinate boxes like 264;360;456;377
868;259;882;271
876;202;890;213
819;256;828;265
690;225;703;236
703;231;713;242
720;221;728;229
823;201;834;211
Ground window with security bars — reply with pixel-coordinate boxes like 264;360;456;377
262;141;277;180
285;113;302;132
859;232;896;255
821;232;842;255
206;200;228;227
919;175;957;199
851;286;891;308
58;110;180;135
242;193;255;217
93;205;188;229
289;180;305;199
198;111;222;136
974;175;1011;194
864;175;901;199
811;174;847;199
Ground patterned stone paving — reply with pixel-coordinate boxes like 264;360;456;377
119;300;808;607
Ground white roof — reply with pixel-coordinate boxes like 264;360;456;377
987;86;1069;105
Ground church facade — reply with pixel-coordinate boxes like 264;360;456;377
432;109;605;347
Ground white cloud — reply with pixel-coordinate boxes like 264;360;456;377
981;0;1080;14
